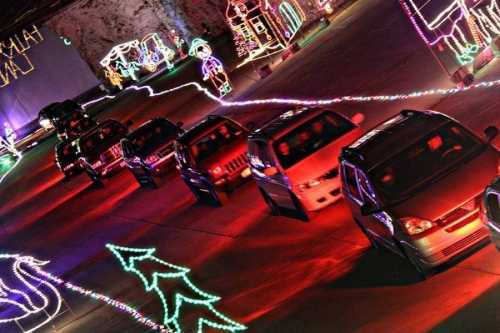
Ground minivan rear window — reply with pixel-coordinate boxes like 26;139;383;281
273;112;354;169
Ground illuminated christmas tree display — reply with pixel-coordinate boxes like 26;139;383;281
226;0;306;67
107;244;247;333
400;0;500;65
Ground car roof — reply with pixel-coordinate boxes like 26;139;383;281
128;118;174;135
341;110;452;169
78;119;124;140
177;115;239;145
248;107;345;141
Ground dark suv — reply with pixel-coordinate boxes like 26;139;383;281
339;110;498;277
483;177;500;250
121;117;184;188
55;139;81;178
174;115;251;205
39;100;93;139
76;119;128;182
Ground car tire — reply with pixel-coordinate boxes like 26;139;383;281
289;191;309;222
259;187;280;216
353;218;379;249
208;185;228;207
397;240;432;280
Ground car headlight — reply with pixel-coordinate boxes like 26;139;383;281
299;179;321;191
400;217;436;236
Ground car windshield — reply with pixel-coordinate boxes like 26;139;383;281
190;121;244;164
370;123;483;204
273;112;355;169
80;122;125;155
129;120;178;157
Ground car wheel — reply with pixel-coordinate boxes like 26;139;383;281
289;191;309;222
397;240;432;280
353;218;378;249
259;187;280;216
208;185;228;207
183;179;203;202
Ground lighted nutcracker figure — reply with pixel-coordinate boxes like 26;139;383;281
189;38;232;97
169;29;188;59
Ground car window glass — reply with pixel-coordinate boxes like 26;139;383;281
486;192;500;222
273;112;355;169
357;170;378;209
343;162;361;202
249;141;275;169
370;123;483;204
190;122;242;164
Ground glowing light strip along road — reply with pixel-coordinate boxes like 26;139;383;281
82;77;500;111
36;268;171;332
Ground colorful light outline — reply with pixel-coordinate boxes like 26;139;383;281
189;38;233;98
400;0;500;64
0;253;171;332
0;254;62;332
107;244;247;333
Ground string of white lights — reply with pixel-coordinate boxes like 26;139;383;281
82;76;500;111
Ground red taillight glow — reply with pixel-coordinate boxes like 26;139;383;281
145;155;160;165
109;144;122;158
91;161;103;169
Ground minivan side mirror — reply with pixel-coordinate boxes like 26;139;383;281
351;113;365;126
484;126;498;143
263;166;278;177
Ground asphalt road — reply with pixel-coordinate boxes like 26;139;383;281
0;0;499;332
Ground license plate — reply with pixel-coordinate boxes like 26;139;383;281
241;168;252;178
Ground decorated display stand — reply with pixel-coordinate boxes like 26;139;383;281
189;38;232;98
139;33;177;73
400;0;500;79
100;30;188;89
226;0;306;68
100;40;142;89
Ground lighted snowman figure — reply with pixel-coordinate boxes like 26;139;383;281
189;38;232;98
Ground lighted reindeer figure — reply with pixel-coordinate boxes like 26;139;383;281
0;254;62;332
